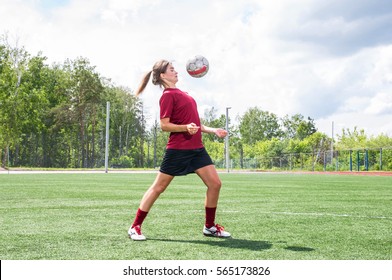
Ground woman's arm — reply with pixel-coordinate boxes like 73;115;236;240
201;124;227;138
160;118;200;135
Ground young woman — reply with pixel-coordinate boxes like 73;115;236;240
128;60;231;241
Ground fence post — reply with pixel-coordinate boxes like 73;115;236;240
349;150;353;172
312;152;315;171
365;149;369;171
357;150;360;171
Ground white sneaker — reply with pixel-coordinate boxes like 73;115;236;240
203;224;231;238
128;225;146;241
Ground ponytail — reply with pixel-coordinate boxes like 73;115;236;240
134;60;170;96
135;71;152;96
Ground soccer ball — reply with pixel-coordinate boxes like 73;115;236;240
186;55;209;78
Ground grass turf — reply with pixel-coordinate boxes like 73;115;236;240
0;172;391;260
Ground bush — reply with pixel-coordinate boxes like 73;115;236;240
110;156;135;168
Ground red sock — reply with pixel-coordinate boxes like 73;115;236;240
205;207;217;228
131;208;149;228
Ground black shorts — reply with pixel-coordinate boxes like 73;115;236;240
159;147;214;176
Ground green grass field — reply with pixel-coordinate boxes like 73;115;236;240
0;172;391;260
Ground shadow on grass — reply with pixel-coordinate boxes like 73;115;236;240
149;238;272;251
284;246;315;252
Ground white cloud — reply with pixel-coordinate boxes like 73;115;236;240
365;92;392;115
1;0;392;137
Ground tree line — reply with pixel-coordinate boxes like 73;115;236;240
1;38;392;170
1;37;144;168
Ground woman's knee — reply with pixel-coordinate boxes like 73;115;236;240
208;178;222;190
149;172;173;195
150;183;168;195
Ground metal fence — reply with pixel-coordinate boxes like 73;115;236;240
214;148;392;171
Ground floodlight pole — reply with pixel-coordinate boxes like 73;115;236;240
225;107;231;173
105;101;110;173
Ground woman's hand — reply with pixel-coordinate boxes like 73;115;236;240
214;128;227;138
187;123;200;135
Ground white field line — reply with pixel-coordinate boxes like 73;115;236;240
191;210;390;219
262;211;390;220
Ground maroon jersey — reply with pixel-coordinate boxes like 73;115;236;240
159;88;203;149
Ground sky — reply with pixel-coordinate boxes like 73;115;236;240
1;0;392;138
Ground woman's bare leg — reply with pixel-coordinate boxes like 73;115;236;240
139;172;174;212
195;164;222;208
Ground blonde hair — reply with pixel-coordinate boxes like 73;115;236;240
135;60;170;96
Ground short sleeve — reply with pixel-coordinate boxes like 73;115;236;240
159;91;175;119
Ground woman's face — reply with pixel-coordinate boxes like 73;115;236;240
160;63;178;86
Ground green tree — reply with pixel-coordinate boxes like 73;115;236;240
201;107;226;143
239;107;282;145
366;134;392;149
0;39;31;167
144;119;167;168
336;127;368;150
282;113;317;140
16;53;51;166
106;85;144;167
61;57;104;168
0;43;13;167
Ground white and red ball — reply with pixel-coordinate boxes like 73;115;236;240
186;55;209;78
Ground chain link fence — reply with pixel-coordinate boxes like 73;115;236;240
214;148;392;171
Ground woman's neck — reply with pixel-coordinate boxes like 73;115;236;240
164;83;177;89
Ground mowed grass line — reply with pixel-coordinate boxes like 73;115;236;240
0;173;391;260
